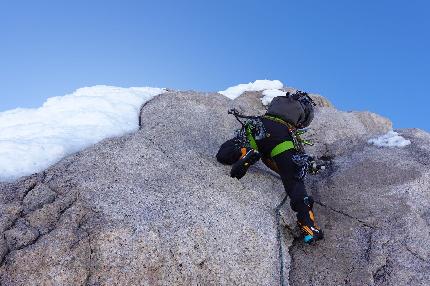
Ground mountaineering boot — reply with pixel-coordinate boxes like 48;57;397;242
297;196;324;244
230;148;261;179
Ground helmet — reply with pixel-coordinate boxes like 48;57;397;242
293;91;315;128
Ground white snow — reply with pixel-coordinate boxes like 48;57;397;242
219;80;283;100
368;131;411;147
0;85;166;181
261;89;286;106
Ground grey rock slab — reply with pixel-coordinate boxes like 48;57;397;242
1;90;429;286
0;202;22;233
0;237;7;265
289;130;430;286
22;183;57;214
1;91;291;285
305;107;392;158
1;202;91;286
4;219;39;250
309;94;333;108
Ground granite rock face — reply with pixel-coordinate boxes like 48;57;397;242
1;91;429;286
306;107;392;158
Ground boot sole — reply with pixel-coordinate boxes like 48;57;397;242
230;151;261;179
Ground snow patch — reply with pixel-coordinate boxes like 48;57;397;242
261;89;286;106
368;131;411;147
0;85;167;181
219;80;283;100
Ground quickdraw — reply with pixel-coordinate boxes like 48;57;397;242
228;108;267;150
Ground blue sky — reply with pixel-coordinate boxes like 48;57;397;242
1;0;429;131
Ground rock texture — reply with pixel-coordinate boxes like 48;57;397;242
1;90;429;286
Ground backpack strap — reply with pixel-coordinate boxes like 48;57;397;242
246;124;259;150
263;114;292;128
263;115;305;156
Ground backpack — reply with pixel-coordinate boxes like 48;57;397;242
266;91;315;128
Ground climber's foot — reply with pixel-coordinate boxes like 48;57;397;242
230;148;261;179
297;197;324;244
298;217;324;244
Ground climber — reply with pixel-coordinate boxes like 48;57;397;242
216;91;324;244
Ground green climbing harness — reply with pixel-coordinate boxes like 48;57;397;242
246;124;259;151
263;114;314;156
228;109;315;158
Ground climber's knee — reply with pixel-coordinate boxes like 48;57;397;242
262;157;280;173
216;138;242;165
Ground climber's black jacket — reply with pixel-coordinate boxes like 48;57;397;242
217;117;309;214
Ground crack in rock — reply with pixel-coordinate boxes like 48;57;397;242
315;200;376;229
364;228;375;263
372;259;391;285
405;246;429;264
1;183;78;269
139;95;162;128
4;219;40;251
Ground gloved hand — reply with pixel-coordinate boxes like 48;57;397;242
230;148;261;179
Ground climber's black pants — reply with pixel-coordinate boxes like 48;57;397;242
270;150;308;214
216;117;309;214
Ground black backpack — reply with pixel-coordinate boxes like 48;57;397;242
266;91;315;128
